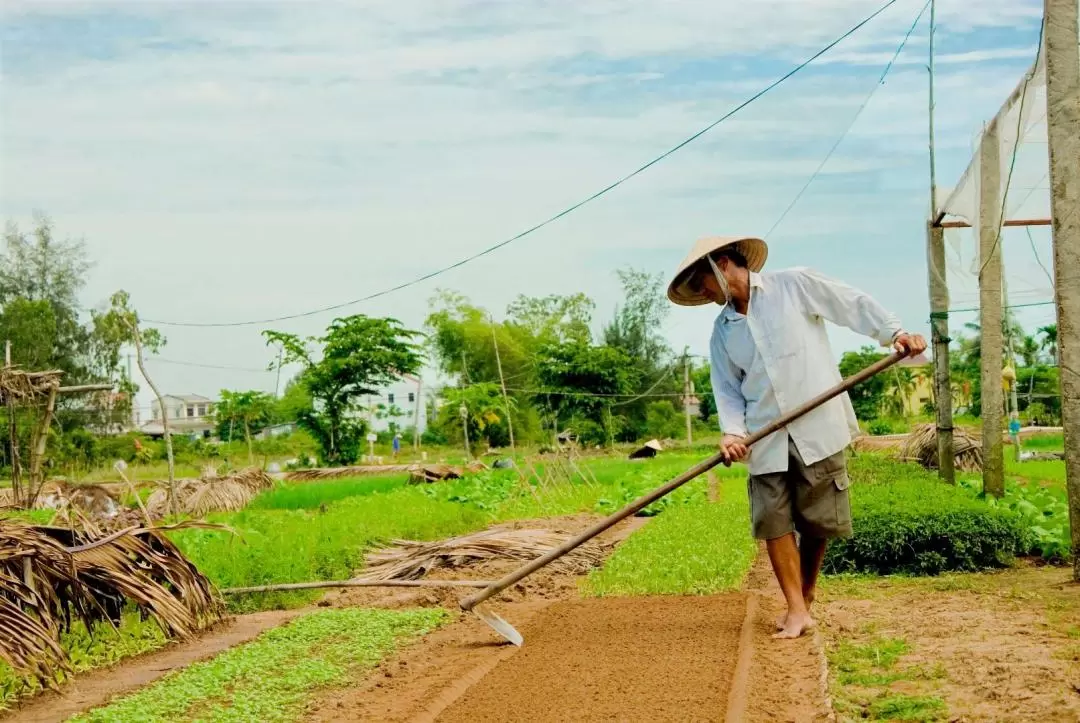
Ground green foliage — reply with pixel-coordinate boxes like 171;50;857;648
214;389;276;445
959;476;1070;562
171;485;491;611
593;467;704;517
824;459;1029;575
839;346;889;420
693;361;715;422
264;315;422;465
71;608;447;723
586;473;755;596
419;468;519;511
249;475;409;511
437;383;513;450
644;400;684;441
0;611;167;709
535;340;639;436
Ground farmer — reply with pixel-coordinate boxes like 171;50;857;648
392;433;401;458
667;236;926;639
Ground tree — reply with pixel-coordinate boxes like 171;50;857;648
437;383;514;450
1018;335;1043;367
602;268;673;440
693;361;715;422
215;390;276;464
838;346;889;420
883;367;916;418
264;315;422;465
534;341;639;443
1039;324;1058;365
505;293;594;346
93;291;174;513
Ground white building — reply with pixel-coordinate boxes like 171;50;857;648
141;394;217;438
358;378;428;435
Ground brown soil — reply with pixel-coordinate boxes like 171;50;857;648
817;562;1080;722
5;609;302;723
436;595;748;723
742;545;832;723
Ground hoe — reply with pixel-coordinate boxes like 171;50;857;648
458;350;907;646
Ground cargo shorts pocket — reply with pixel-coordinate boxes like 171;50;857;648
812;453;851;528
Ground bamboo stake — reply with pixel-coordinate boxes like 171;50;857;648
222;579;495;594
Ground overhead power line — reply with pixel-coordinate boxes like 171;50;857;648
142;0;906;330
765;0;931;239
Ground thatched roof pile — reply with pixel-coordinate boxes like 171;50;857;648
899;423;983;472
0;520;224;686
146;467;274;518
0;368;61;404
355;527;605;582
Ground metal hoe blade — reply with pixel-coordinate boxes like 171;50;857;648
472;605;523;646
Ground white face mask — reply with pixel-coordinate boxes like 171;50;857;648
706;253;732;305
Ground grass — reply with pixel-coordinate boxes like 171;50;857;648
249;474;408;510
0;611;167;710
70;607;447;723
171;487;493;611
584;471;756;596
828;636;948;722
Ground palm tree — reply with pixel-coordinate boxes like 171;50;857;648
883;367;917;418
1039;324;1058;365
1018;335;1042;367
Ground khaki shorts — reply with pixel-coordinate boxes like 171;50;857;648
747;439;852;540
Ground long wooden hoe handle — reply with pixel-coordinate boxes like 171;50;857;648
459;350;906;612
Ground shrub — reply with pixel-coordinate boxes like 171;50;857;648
824;474;1029;575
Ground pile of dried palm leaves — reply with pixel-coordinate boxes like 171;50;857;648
0;519;224;686
146;466;274;518
285;461;488;484
356;527;605;582
0;368;61;404
899;423;983;472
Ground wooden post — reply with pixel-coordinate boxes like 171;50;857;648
413;377;422;450
490;315;515;454
683;348;693;447
4;340;22;506
978;122;1005;498
1043;0;1080;578
27;385;58;507
926;225;955;483
925;2;955;484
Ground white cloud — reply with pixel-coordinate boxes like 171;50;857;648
0;0;1049;405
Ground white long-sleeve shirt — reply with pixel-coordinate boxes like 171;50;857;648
709;267;903;476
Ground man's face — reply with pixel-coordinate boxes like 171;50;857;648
692;254;735;303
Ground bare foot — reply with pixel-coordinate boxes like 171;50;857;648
772;611;814;639
778;591;815;630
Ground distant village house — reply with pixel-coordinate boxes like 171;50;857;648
140;394;217;439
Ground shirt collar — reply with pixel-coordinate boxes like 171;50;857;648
719;271;765;320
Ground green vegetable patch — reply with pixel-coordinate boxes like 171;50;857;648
71;607;447;723
584;474;756;596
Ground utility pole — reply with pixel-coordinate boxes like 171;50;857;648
413;377;422;451
925;0;956;484
459;402;470;461
683;347;693;446
978;119;1005;498
5;340;21;506
1043;0;1080;578
490;315;516;454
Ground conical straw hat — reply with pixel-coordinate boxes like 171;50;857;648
666;235;768;306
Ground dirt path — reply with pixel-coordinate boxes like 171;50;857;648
6;609;303;723
817;562;1080;721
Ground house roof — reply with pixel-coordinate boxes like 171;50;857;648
164;394;213;403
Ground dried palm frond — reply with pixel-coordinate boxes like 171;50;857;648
898;423;983;472
0;520;224;686
356;527;605;582
145;466;274;517
0;368;62;404
285;465;412;481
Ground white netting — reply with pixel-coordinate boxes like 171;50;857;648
934;24;1079;320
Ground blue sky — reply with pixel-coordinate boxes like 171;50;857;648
0;0;1058;414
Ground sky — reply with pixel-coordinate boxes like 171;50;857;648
0;0;1060;418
